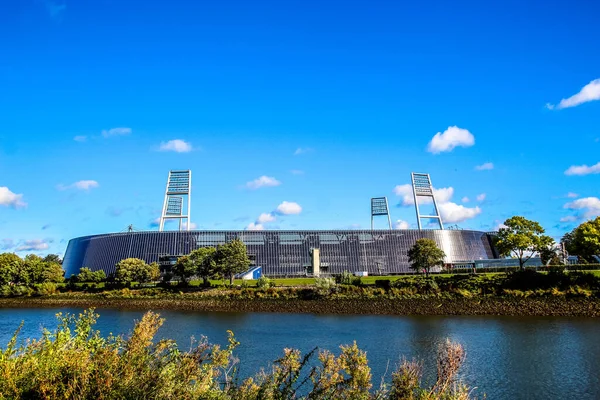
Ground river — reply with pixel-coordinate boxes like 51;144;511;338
0;308;598;399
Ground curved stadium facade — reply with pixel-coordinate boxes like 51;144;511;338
63;229;497;277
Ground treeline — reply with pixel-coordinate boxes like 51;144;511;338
0;309;472;399
0;253;64;296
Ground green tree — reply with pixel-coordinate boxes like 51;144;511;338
216;239;251;285
76;267;104;283
24;254;45;284
42;262;64;283
563;217;600;263
0;253;22;286
538;239;557;266
43;254;62;264
189;247;218;286
495;216;554;269
173;255;196;285
115;258;155;285
407;238;446;277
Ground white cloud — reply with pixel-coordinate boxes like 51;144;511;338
564;197;600;220
294;147;314;155
475;162;494;171
290;169;304;175
438;202;482;223
560;215;578;223
393;184;454;206
57;180;99;191
566;192;579;198
102;127;131;137
257;213;276;224
427;126;475;154
547;78;600;110
0;187;27;208
394;220;410;230
476;193;486;202
16;239;50;252
394;183;481;224
276;201;302;215
245;176;281;190
150;217;161;228
461;197;470;203
182;222;198;230
159;139;193;153
74;135;87;142
246;222;265;231
564;162;600;176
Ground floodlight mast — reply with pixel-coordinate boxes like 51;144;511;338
159;170;192;232
370;197;392;230
411;172;444;230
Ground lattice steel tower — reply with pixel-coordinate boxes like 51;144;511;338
370;197;392;230
159;170;192;232
411;172;444;230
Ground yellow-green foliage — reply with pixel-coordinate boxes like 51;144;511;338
0;310;473;400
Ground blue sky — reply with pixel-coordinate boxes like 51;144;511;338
1;0;599;256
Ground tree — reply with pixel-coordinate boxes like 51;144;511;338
189;247;218;286
43;254;62;265
538;239;557;266
115;258;156;285
23;254;45;284
173;255;196;285
216;239;251;285
42;261;65;283
0;253;22;286
562;217;600;263
495;216;554;269
407;238;446;277
76;267;105;283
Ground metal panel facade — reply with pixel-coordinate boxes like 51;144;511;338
63;229;496;277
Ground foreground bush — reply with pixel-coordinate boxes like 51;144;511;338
0;310;473;399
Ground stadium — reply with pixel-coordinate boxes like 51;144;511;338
63;171;499;277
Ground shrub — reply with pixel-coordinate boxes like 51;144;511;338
256;276;275;289
34;282;58;296
315;277;336;290
337;270;354;285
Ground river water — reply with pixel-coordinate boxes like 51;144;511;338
0;308;598;399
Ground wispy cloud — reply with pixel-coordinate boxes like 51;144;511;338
0;187;27;209
427;126;475;154
16;239;52;252
294;147;314;155
394;220;410;229
476;193;486;202
546;78;600;110
73;135;87;142
158;139;193;153
57;180;99;191
245;176;281;190
564;162;600;176
566;192;579;199
102;127;131;138
475;162;494;171
290;169;304;175
44;1;66;20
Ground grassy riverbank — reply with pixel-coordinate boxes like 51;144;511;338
3;270;600;316
2;293;600;317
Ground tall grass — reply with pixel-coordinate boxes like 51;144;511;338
0;309;473;399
